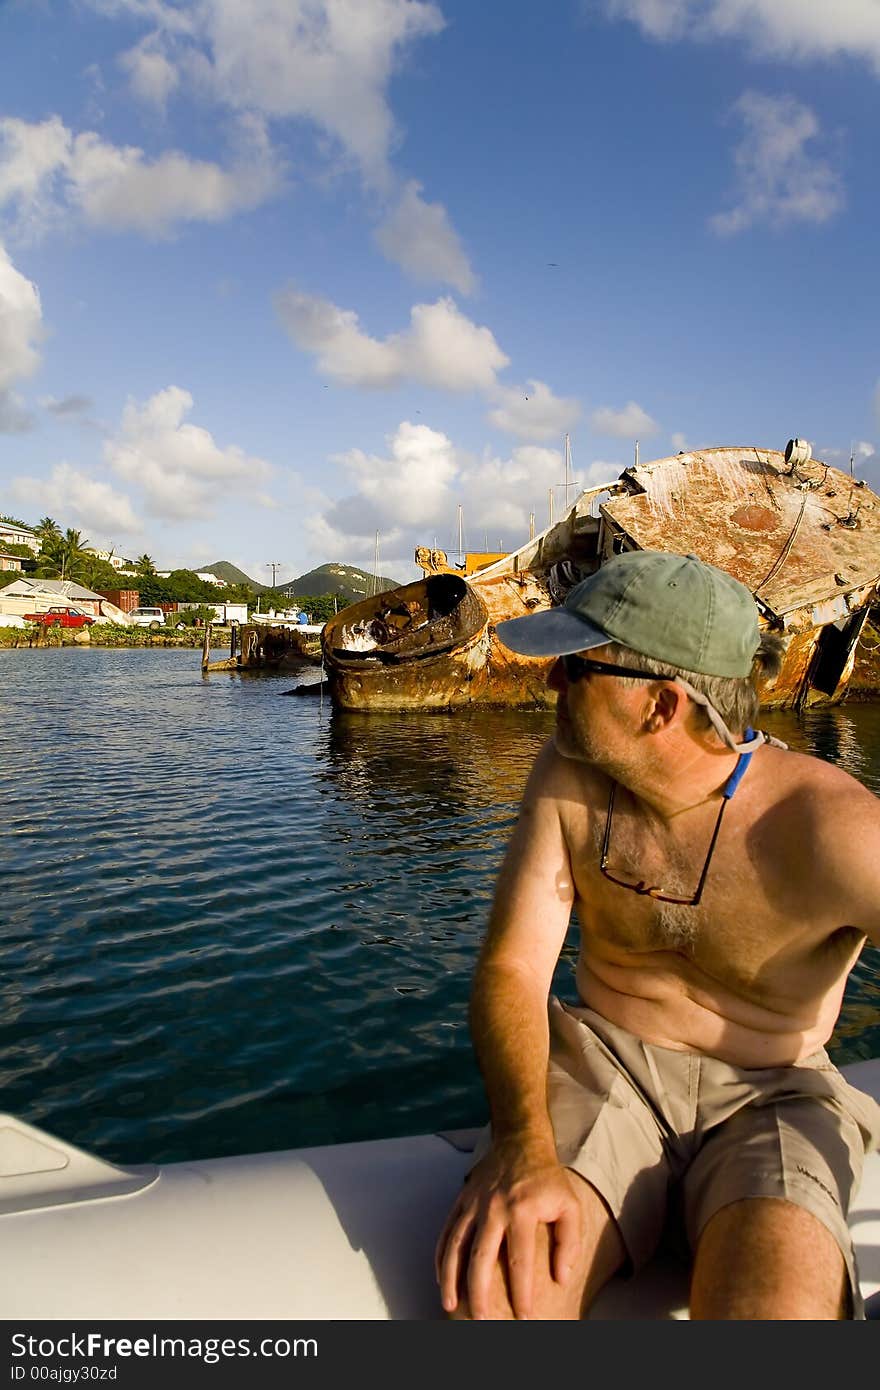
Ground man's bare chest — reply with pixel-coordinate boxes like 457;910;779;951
566;804;836;987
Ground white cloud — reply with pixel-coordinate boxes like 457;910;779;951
0;117;71;236
104;385;273;519
590;400;659;437
275;288;509;391
305;425;603;568
11;462;141;535
90;0;446;186
119;37;181;108
0;243;42;390
671;431;688;451
710;92;843;235
855;439;875;458
375;180;475;293
487;379;581;443
584;459;625;486
596;1;880;73
0;114;282;238
330;420;459;527
0;241;42;432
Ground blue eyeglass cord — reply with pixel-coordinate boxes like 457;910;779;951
721;725;757;800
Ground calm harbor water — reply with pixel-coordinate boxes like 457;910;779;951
1;646;879;1166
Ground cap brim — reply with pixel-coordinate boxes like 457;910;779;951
495;608;611;657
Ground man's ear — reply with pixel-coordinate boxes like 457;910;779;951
643;681;687;733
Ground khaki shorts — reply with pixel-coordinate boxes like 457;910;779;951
478;997;880;1318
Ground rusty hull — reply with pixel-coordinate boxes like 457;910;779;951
322;572;556;710
324;447;880;713
600;448;880;709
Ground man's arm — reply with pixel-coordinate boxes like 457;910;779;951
436;741;583;1318
800;772;880;945
821;780;880;945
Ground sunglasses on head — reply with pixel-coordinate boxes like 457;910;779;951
561;653;672;683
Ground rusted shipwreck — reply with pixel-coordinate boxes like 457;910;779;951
320;441;880;712
202;620;322;673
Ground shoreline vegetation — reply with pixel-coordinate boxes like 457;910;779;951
0;623;235;650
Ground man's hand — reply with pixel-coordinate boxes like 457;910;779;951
434;1142;584;1319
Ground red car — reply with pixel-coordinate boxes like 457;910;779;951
24;606;96;628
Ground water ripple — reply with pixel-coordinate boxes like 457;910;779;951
0;647;877;1164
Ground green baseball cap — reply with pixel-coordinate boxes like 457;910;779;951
495;549;761;677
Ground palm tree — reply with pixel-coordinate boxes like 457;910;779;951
35;528;92;583
134;554;158;578
33;516;61;559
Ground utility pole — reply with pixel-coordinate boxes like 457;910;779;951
266;561;283;588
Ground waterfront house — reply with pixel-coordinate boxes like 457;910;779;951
0;578;128;621
0;521;39;553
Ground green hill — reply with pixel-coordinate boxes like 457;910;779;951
283;563;398;602
199;559;399;602
200;560;267;591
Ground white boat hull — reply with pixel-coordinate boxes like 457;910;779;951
2;1058;878;1319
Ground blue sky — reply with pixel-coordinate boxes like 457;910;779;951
1;0;879;586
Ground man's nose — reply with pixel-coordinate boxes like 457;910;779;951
547;656;566;692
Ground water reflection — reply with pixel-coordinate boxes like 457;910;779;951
760;705;880;794
321;706;553;817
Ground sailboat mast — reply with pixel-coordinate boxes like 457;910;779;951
457;504;463;560
564;433;571;510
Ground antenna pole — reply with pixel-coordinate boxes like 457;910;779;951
634;439;639;469
850;442;855;477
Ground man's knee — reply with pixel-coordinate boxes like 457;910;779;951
443;1173;626;1321
690;1198;848;1320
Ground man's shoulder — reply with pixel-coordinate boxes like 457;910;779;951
758;742;876;808
755;743;880;890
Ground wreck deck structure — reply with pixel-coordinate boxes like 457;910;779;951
321;442;880;713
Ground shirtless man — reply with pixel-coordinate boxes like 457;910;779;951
435;549;880;1320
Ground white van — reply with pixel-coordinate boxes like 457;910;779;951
128;606;166;629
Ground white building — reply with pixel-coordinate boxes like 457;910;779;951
0;577;129;621
0;521;40;552
84;547;128;571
